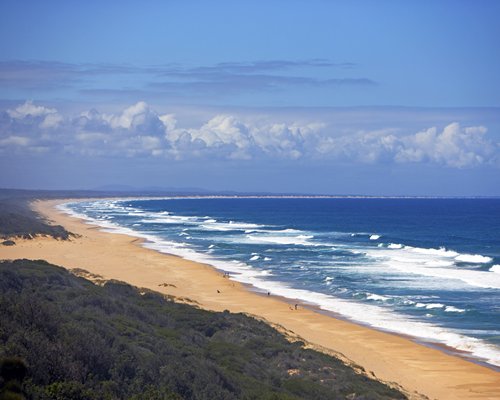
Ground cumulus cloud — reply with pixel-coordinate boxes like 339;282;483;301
102;101;164;133
0;100;497;168
8;100;60;130
395;123;493;167
170;115;254;160
7;100;57;119
315;129;400;163
6;100;63;130
314;124;497;168
165;115;326;160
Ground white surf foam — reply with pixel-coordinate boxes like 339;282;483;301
59;200;500;368
424;260;455;267
425;303;445;309
364;245;500;289
455;254;493;264
228;221;263;229
445;306;466;313
415;303;445;309
366;293;390;302
140;215;199;224
246;234;315;246
57;202;94;221
200;220;264;231
241;280;500;368
370;234;381;240
490;265;500;273
406;246;459;258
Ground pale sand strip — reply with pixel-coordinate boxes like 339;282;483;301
1;199;499;400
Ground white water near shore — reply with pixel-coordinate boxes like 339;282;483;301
58;199;500;368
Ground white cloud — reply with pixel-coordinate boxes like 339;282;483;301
200;115;250;146
0;101;498;168
69;102;172;156
166;116;325;160
39;112;64;129
159;113;177;131
6;100;63;130
76;132;109;143
7;100;57;119
395;123;493;167
0;135;30;147
104;101;157;131
314;124;496;168
252;123;303;158
315;129;400;163
185;115;253;159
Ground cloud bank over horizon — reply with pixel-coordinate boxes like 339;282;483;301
1;100;498;170
1;2;499;195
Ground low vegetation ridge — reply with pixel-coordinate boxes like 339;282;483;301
0;188;116;240
0;200;70;240
0;259;406;400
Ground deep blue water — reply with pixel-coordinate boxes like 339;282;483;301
63;197;500;368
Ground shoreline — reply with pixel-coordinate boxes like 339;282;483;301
57;197;500;373
0;198;499;399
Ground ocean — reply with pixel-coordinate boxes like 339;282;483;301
61;197;500;369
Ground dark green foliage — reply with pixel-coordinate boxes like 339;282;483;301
0;200;70;240
0;357;27;400
0;260;406;400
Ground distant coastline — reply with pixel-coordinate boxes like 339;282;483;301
2;186;500;201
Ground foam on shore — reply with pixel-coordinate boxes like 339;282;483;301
57;200;500;368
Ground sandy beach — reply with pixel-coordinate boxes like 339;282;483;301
1;199;499;400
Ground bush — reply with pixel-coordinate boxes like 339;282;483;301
0;260;406;399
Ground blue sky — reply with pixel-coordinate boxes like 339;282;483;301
1;0;499;195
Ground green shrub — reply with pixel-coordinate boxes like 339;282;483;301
0;259;406;400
